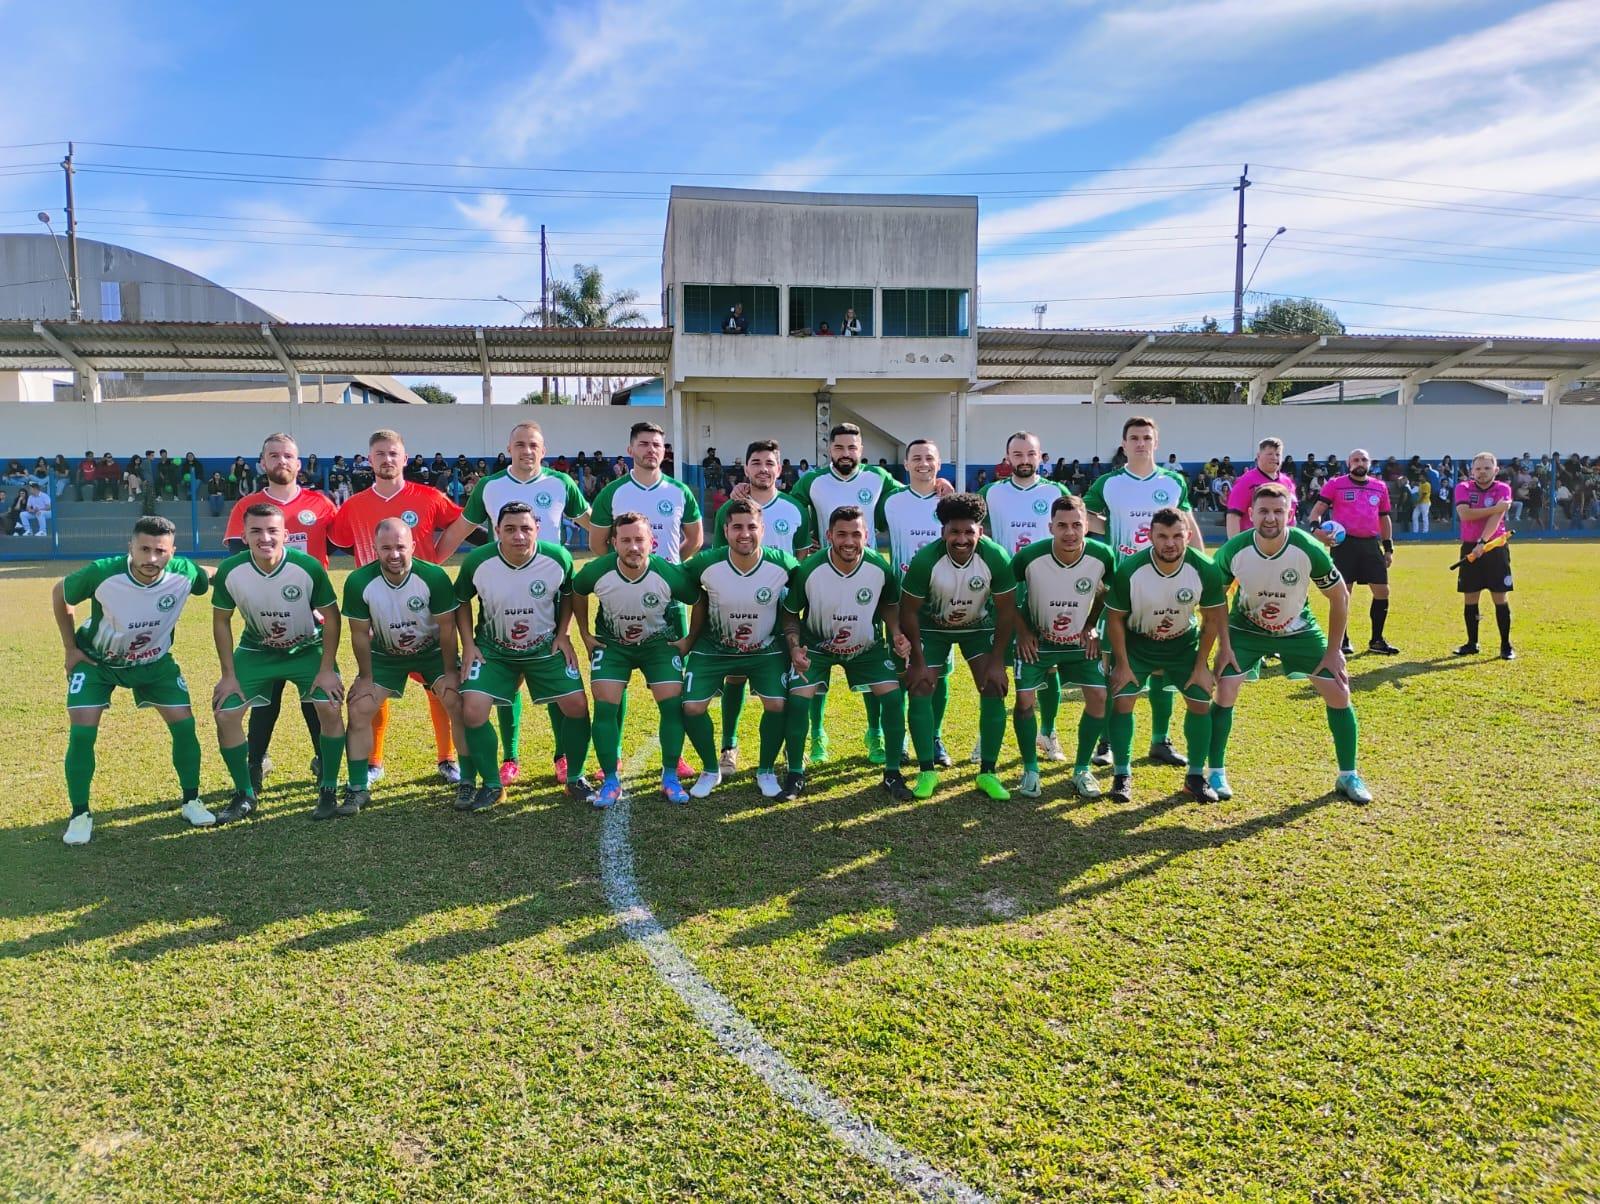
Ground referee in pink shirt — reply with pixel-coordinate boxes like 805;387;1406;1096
1308;448;1398;656
1452;451;1515;660
1225;437;1299;538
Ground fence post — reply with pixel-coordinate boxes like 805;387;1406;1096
191;478;202;557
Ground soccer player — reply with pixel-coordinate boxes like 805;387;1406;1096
1104;508;1228;805
982;430;1074;764
211;503;347;823
1083;415;1205;769
1307;448;1399;656
572;511;698;808
791;423;906;766
677;500;798;799
1010;496;1114;799
438;420;593;787
710;439;812;774
1225;437;1299;538
224;433;338;792
1452;451;1515;659
328;428;466;786
878;438;954;766
899;493;1018;801
52;516;213;845
1209;484;1371;804
341;518;466;814
782;505;913;802
455;502;593;810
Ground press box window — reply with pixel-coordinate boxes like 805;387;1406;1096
682;284;779;334
788;287;873;336
881;288;970;337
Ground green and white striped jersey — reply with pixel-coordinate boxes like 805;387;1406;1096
1211;527;1340;637
341;559;457;656
1011;538;1114;648
680;546;797;653
1081;466;1191;561
1104;547;1226;642
462;467;588;539
454;540;573;659
979;477;1071;555
711;491;812;556
792;464;901;551
571;552;694;646
876;487;942;577
900;536;1015;631
62;555;208;667
589;471;701;564
783;549;899;656
212;549;337;653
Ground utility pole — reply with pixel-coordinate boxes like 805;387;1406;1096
63;142;82;321
1231;163;1249;335
540;222;550;405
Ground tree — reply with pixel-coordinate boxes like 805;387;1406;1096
548;264;645;404
1115;317;1239;405
414;383;457;405
519;389;572;405
1248;298;1346;403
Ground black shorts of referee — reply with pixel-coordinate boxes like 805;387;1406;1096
1332;535;1388;586
1456;540;1513;594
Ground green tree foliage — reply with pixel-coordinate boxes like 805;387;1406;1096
549;264;644;330
413;384;457;405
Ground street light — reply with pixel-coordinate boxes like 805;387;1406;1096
1032;303;1048;329
36;211;79;319
1243;226;1288;300
497;294;538;324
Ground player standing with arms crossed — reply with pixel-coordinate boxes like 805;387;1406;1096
53;516;214;844
1452;452;1516;660
1225;437;1298;539
1307;448;1399;656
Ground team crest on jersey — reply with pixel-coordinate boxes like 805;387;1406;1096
1032;499;1049;514
657;499;674;515
536;492;553;509
1281;568;1300;584
671;655;683;671
1153;489;1171;504
1176;587;1196;604
855;587;873;604
755;586;774;604
775;518;791;533
565;663;581;680
530;580;548;597
282;584;303;600
967;574;985;589
407;595;426;612
157;593;178;611
1074;577;1093;594
401;509;419;526
297;509;316;526
857;488;872;502
642;590;662;607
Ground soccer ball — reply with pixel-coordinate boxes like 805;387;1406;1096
1319;519;1347;545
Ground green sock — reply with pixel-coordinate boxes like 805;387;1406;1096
561;710;590;779
167;717;202;799
64;725;98;815
1108;707;1135;775
1182;707;1212;771
658;695;686;774
496;694;522;762
466;722;500;787
347;756;370;791
932;675;949;740
879;690;906;772
1148;686;1174;744
220;739;254;796
593;700;622;776
908;692;937;769
547;702;565;765
758;709;786;772
1074;710;1101;773
458;752;474;783
1014;704;1039;773
978;695;1007;768
683;709;718;768
863;690;883;739
810;690;828;740
784;692;812;772
1326;705;1359;773
1038;674;1060;738
1208;704;1234;770
318;735;345;789
720;682;745;750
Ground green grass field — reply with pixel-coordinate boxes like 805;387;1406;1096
2;546;1598;1202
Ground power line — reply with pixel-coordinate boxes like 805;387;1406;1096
1255;183;1600;226
1271;239;1600;277
1252;289;1597;325
1257;163;1600;207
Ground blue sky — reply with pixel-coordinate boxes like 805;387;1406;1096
4;0;1600;342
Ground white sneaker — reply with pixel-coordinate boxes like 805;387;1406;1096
1069;770;1103;800
755;771;781;798
367;763;386;784
1037;732;1067;762
179;799;216;827
719;747;739;774
969;736;983;763
1018;769;1042;798
64;813;93;845
690;771;722;799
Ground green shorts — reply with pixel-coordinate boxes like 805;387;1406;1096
462;650;584;705
66;653;192;711
1221;624;1333;682
901;627;996;678
590;640;684;688
792;642;900;692
219;645;336;711
370;649;448;697
683;646;788;704
1116;635;1210;701
1015;647;1106;693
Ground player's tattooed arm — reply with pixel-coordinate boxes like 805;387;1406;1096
782;608;810;675
455;599;480;670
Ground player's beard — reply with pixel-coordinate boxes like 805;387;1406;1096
1349;467;1368;480
831;456;858;476
265;467;295;487
374;465;403;483
1011;463;1036;480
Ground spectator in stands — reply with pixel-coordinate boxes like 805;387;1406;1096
780;458;797;490
95;453;120;501
124;457;143;502
49;454;70;495
156;450;179;499
1051;456;1069;482
1220;455;1236;478
663;443;676;476
1212;472;1232;509
73;452;97;501
841;307;863;337
723;302;748;334
19;482;50;535
304;452;322;488
206;471;228;516
817;321;833;337
27;458;49;488
226;456;250;499
611;455;628;484
3;461;28;488
404;454;427;483
552;452;570;474
702;448;724;490
708;479;730;517
430;452;447;480
180;452;201;498
4;488;27;534
493;452;510;472
475;458;490;476
994;455;1013;480
974;469;989;489
1089;455;1103;479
